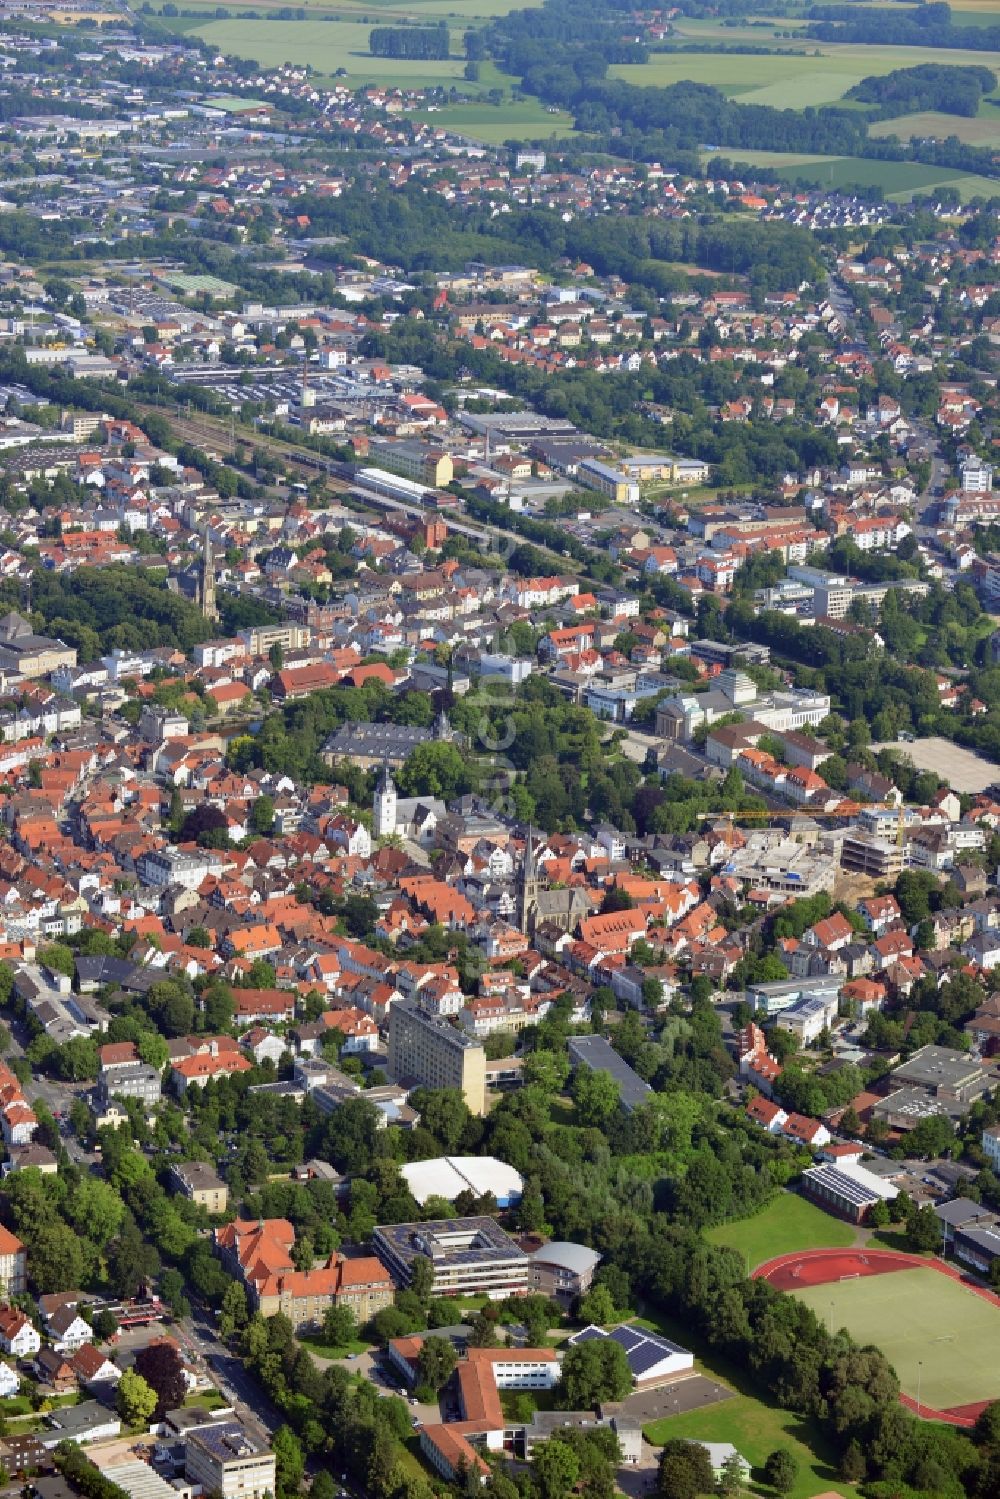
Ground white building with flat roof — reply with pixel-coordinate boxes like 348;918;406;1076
400;1156;523;1208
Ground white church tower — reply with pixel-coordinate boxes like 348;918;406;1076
373;764;397;838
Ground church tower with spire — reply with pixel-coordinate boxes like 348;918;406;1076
200;529;218;623
520;825;539;935
373;763;397;839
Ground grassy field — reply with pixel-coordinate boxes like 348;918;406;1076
643;1395;861;1499
301;1333;370;1359
794;1266;1000;1411
193;18;472;85
700;148;999;200
610;41;1000;104
414;98;574;141
705;1194;856;1272
871;108;1000;149
160;0;532;16
634;1294;864;1499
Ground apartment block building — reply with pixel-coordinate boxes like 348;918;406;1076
388;998;486;1115
170;1161;229;1215
0;1227;26;1296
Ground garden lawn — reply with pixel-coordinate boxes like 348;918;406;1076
705;1193;855;1272
643;1395;862;1499
301;1334;370;1360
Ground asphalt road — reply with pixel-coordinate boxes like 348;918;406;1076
5;1018;98;1166
178;1307;284;1435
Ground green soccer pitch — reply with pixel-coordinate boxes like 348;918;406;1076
794;1265;1000;1413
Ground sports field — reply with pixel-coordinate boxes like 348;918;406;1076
706;1192;856;1271
795;1265;1000;1413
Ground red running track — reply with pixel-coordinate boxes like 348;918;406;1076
752;1247;1000;1428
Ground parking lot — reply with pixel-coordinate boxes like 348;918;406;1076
872;736;999;794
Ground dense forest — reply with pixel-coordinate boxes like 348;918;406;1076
296;183;823;292
806;0;1000;53
847;61;998;118
0;567;216;659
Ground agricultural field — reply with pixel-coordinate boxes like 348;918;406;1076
192;18;471;85
413;99;574;142
794;1266;1000;1413
700;149;999;201
609;41;1000;106
160;0;533;16
871;106;1000;150
705;1193;856;1272
183;1;1000;151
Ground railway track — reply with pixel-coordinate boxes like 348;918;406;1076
137;402;589;571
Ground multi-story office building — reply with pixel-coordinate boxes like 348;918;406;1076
185;1422;275;1499
373;1217;530;1300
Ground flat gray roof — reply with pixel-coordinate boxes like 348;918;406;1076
567;1036;651;1113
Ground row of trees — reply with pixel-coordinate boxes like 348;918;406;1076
369;25;449;60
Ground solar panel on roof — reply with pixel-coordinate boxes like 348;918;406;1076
610;1326;644;1352
627;1344;669;1377
574;1327;604;1344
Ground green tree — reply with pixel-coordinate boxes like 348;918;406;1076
66;1177;125;1248
468;1311;498;1348
92;1308;118;1340
578;1285;616;1327
716;1452;744;1496
408;1088;471;1152
571;1066;620;1129
867;1198;890;1230
397;740;474;800
321;1304;357;1348
117;1369;158;1427
908;1204;942;1252
220;1281;249;1334
523;1051;570;1093
763;1448;797;1495
273;1424;305;1494
137;1032;169;1070
559;1339;631;1408
656;1440;715;1499
416;1335;457;1392
534;1440;581;1499
251;795;275;835
409;1254;434;1304
38;942;74;977
974;1400;1000;1447
28;1220;87;1293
